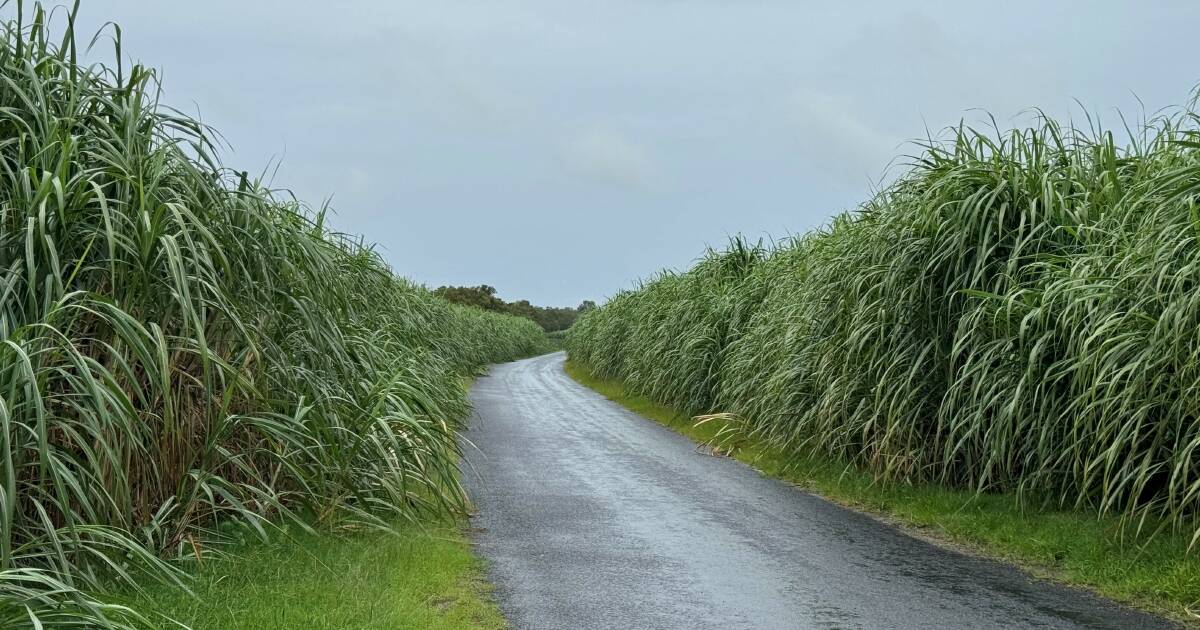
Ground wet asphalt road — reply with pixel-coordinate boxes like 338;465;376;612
462;352;1172;630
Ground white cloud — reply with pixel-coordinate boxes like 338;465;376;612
785;89;898;185
560;128;654;189
347;167;371;194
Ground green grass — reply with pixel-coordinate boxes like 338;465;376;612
124;379;507;630
123;521;506;630
0;4;547;627
564;359;1200;624
567;105;1200;554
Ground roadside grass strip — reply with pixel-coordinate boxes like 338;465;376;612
123;521;507;630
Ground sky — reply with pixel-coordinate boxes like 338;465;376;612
68;1;1200;306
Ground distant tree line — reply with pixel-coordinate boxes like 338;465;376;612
434;285;595;332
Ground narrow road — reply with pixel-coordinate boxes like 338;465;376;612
462;352;1171;630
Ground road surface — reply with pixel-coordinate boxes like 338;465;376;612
462;352;1171;630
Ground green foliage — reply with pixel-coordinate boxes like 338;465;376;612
0;4;545;627
125;521;507;630
568;104;1200;547
434;285;509;312
434;285;591;332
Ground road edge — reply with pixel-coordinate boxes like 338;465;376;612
562;358;1192;627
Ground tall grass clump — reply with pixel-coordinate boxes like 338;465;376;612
0;3;547;627
569;103;1200;545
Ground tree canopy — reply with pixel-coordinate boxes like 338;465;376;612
434;285;593;332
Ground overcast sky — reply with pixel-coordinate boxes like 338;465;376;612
73;1;1199;306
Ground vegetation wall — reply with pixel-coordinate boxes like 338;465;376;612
570;105;1200;545
0;6;547;626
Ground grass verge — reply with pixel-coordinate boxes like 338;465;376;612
564;359;1200;624
124;521;505;630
